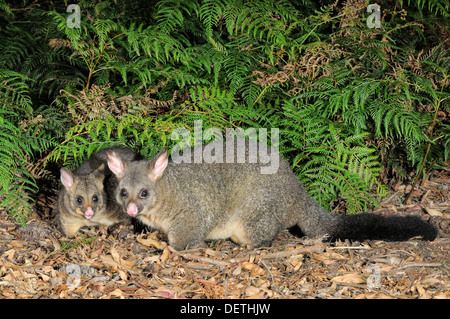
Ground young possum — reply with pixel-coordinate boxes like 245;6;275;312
56;147;139;237
106;140;437;250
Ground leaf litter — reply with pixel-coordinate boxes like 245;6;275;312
0;169;449;299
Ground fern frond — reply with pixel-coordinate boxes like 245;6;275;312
0;69;33;114
282;100;386;213
0;108;41;225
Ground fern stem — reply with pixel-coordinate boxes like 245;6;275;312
84;32;125;91
253;86;269;105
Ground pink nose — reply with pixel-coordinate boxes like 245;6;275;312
127;202;138;217
85;207;94;219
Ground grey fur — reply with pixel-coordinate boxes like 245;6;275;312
107;141;437;250
57;147;138;237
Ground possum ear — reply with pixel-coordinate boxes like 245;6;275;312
106;151;126;180
149;149;168;182
60;167;74;189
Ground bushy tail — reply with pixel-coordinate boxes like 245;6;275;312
330;214;437;241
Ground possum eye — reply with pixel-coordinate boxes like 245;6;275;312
92;195;98;203
139;189;149;199
120;188;128;198
76;196;84;205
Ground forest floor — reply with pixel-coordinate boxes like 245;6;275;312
0;169;449;299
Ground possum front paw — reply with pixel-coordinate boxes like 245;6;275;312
168;234;205;251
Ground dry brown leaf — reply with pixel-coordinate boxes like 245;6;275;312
2;288;16;298
331;273;365;284
434;292;450;299
232;265;242;276
413;282;430;299
195;277;218;285
152;287;176;299
425;207;444;217
120;258;138;269
420;277;442;286
100;254;137;274
355;292;395;299
110;246;121;263
289;261;303;272
241;262;266;276
244;286;265;299
41;265;55;274
108;288;126;299
136;234;163;249
92;283;107;293
244;285;261;297
118;268;128;281
99;254;118;268
204;249;220;257
3;249;16;261
160;246;170;263
39;273;50;282
109;246;138;270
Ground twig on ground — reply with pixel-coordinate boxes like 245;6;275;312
176;252;231;267
397;262;444;270
259;244;325;260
